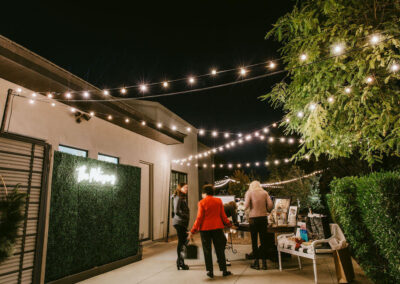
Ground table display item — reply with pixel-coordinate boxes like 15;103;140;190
288;206;298;226
307;213;331;240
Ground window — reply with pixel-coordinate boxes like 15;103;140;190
170;171;188;193
98;153;119;164
59;145;88;157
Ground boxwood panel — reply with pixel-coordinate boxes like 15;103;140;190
45;151;141;282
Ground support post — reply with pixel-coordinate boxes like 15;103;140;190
0;89;13;133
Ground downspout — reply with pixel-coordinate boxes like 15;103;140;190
0;89;13;133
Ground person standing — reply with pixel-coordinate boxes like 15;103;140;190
172;183;190;270
188;185;232;278
244;181;274;270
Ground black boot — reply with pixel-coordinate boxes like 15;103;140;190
206;271;214;278
177;258;189;270
250;259;260;270
261;259;267;270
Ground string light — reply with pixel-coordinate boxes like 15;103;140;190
268;61;276;69
272;123;277;127
186;127;191;132
141;121;146;126
366;76;374;84
51;102;56;107
332;44;345;55
83;91;90;98
16;88;22;93
103;90;109;95
212;131;218;137
297;111;304;118
47;93;53;99
29;99;35;104
240;68;247;76
300;53;307;61
328;96;334;103
211;69;217;75
238;133;243;137
125;118;130;123
140;84;148;92
32;93;37;97
345;87;352;94
188;77;195;84
107;115;112;120
70;107;76;113
370;34;380;44
309;103;317;111
65;92;72;99
263;128;269;133
199;129;205;135
268;137;274;143
157;122;162;128
163;81;169;88
172;125;177;131
391;63;399;72
224;133;230;138
121;88;127;94
90;111;95;117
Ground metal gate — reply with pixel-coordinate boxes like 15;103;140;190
0;133;50;284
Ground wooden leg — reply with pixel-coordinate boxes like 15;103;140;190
313;258;318;283
278;250;282;271
297;256;302;270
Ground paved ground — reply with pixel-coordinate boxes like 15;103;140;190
80;238;372;284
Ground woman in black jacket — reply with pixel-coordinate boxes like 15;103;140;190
172;183;190;270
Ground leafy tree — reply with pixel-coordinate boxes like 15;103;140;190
262;0;400;164
228;170;250;198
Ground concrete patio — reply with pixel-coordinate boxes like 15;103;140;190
79;238;371;284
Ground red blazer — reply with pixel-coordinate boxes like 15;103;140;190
190;196;231;234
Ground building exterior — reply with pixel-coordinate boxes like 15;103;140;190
0;35;212;283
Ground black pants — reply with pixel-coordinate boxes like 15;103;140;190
249;217;268;260
174;224;188;262
200;229;227;273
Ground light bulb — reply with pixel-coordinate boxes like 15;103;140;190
280;137;286;143
219;147;224;152
246;163;250;167
332;44;344;55
366;76;374;84
237;164;241;168
345;87;352;94
141;121;146;126
224;133;230;138
108;115;112;120
89;111;95;116
255;162;259;166
370;34;380;44
285;118;290;122
328;96;334;103
51;103;56;107
284;159;289;163
272;123;277;127
83;91;89;98
391;63;399;72
288;138;294;144
254;132;259;137
228;164;232;168
300;54;307;61
238;133;243;137
171;125;177;131
269;137;274;143
274;160;280;165
47;93;53;98
186;127;191;132
16;88;22;93
263;128;269;133
219;164;223;168
238;139;243;144
103;90;109;95
29;99;35;104
121;88;127;94
245;135;252;141
212;131;218;137
140;84;147;92
240;68;247;76
157;122;162;128
163;81;169;88
297;111;304;118
199;129;205;135
268;62;276;69
265;161;270;166
188;77;195;84
212;164;215;168
203;164;207;168
309;103;316;111
211;69;217;75
70;107;76;113
32;93;37;97
125;118;130;123
66;92;72;99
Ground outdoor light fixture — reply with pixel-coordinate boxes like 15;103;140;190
237;164;241;168
107;115;112;120
212;131;218;137
47;93;53;99
345;87;352;94
199;129;205;135
89;111;95;117
121;88;127;94
188;77;195;84
32;93;37;97
263;128;269;133
391;63;399;72
265;161;270;166
83;91;90;98
157;122;162;128
240;68;247;76
328;96;334;103
186;127;191;132
141;121;146;126
171;125;177;131
297;111;304;118
366;76;374;84
103;90;109;95
300;53;307;61
163;81;169;87
272;123;277;127
238;139;243;144
288;138;294;144
224;133;230;138
66;92;72;99
269;137;274;143
125;118;130;123
238;133;243;137
211;69;217;75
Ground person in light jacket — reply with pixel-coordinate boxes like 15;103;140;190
172;183;190;270
244;181;273;270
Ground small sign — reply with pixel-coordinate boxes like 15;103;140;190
76;165;116;185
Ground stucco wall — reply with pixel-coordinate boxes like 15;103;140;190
0;78;200;242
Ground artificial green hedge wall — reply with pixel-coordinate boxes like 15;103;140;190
328;171;400;283
45;152;141;282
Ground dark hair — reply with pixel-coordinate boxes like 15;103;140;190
174;183;187;197
202;184;214;196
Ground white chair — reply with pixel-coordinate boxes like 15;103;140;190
277;223;343;283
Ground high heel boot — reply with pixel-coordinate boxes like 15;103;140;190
250;259;260;270
261;259;267;270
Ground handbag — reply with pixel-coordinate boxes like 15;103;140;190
184;239;198;259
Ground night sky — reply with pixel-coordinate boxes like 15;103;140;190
1;0;294;179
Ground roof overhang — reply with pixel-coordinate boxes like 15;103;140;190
0;35;186;145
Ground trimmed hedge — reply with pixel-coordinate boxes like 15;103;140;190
45;152;141;282
328;171;400;283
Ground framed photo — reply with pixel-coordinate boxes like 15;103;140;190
288;206;298;226
273;197;291;213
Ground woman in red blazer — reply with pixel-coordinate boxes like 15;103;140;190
188;184;232;278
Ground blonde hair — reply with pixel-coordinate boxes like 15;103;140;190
248;181;263;191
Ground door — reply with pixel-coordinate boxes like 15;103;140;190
138;161;153;241
0;133;50;284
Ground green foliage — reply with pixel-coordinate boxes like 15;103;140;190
328;171;400;283
305;176;325;213
228;170;250;198
262;0;400;164
45;152;141;282
0;182;26;263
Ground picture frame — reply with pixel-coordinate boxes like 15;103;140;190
273;197;291;213
288;206;298;226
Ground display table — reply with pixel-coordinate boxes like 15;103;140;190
239;223;296;234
